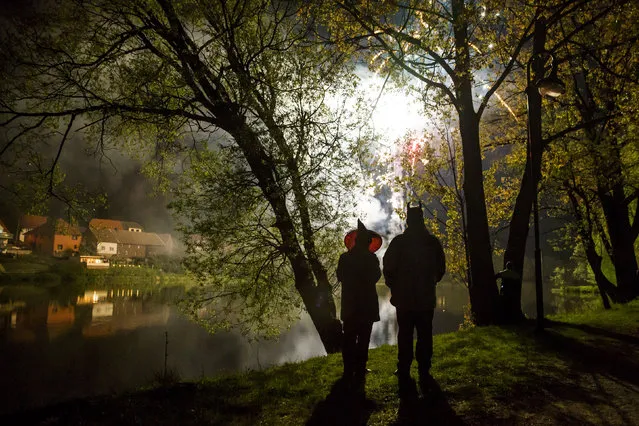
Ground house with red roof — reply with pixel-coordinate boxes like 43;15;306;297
24;218;82;257
18;215;48;242
88;218;143;232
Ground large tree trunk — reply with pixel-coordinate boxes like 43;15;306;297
502;18;546;322
501;159;534;320
599;184;638;302
452;0;499;324
222;109;342;353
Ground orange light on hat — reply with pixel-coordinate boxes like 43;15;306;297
344;229;383;253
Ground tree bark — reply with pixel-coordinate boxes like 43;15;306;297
566;188;617;309
502;18;546;322
452;0;499;324
599;184;638;302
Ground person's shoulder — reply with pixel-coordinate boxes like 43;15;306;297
390;233;408;244
366;251;380;261
425;232;442;245
385;234;405;252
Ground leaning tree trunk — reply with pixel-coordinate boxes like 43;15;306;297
501;161;534;320
501;17;547;322
452;0;499;324
566;188;617;309
599;184;639;302
221;109;342;353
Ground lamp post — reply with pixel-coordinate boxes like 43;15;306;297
526;38;565;330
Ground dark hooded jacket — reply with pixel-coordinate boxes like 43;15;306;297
337;225;381;323
383;209;446;311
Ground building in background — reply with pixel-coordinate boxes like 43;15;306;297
83;228;119;258
88;218;143;232
83;219;169;260
24;218;82;257
0;218;13;248
17;215;47;242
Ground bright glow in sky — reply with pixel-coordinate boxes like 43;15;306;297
356;67;429;145
349;67;429;244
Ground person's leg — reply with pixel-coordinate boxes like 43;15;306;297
342;321;356;379
354;321;373;381
396;309;415;376
414;309;434;377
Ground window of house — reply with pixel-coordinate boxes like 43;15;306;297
110;247;114;251
57;244;63;250
74;245;78;249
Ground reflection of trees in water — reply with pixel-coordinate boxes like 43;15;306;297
0;279;604;414
550;293;601;314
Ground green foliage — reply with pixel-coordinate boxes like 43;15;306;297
541;1;639;295
146;255;184;274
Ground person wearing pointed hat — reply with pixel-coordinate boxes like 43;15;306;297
336;219;382;389
383;202;446;387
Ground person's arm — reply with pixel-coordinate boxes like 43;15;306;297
369;253;382;283
383;239;398;288
435;238;446;283
336;253;346;284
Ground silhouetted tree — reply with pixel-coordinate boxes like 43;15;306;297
0;0;366;352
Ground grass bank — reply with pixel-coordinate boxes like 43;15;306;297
0;255;195;288
5;302;639;425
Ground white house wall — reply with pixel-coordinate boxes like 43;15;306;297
97;242;118;256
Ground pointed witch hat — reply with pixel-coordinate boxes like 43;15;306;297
344;219;383;252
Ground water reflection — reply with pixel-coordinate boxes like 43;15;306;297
0;281;594;414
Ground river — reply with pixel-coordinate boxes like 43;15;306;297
0;280;598;414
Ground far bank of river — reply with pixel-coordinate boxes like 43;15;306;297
0;277;598;415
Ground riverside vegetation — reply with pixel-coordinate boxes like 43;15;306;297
0;255;193;287
2;299;638;425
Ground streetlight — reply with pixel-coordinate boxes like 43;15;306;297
527;50;564;331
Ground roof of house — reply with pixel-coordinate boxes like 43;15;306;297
0;218;9;233
20;215;47;229
89;219;125;230
89;218;144;231
25;218;81;236
121;221;143;230
90;229;165;247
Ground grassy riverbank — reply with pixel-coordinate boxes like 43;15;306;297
0;255;194;288
5;301;639;425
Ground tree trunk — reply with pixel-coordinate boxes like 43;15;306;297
501;162;533;320
583;241;614;309
452;0;499;324
502;18;546;322
566;188;617;308
599;185;638;302
221;109;342;353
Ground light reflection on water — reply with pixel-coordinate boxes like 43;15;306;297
0;281;595;414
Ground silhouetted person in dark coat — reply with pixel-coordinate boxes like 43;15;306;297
495;261;524;323
383;203;446;384
337;219;381;387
